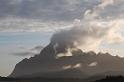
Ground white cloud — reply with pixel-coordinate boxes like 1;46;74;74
88;62;97;67
11;45;43;57
73;63;81;68
0;0;123;51
62;63;81;69
62;65;72;70
49;0;124;54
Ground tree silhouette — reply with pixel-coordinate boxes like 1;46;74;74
94;76;124;82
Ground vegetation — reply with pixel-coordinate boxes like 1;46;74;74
1;76;124;82
0;77;87;82
94;76;124;82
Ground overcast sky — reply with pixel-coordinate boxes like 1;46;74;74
0;0;124;76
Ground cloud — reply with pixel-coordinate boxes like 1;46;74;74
0;0;123;32
106;20;124;44
50;0;124;53
0;0;123;52
62;63;81;70
0;0;123;47
0;0;123;20
30;46;43;50
0;0;96;20
0;17;71;32
88;62;97;67
11;45;43;56
12;52;35;56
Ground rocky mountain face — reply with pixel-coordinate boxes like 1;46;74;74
9;43;124;79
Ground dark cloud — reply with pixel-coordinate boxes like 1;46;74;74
0;0;99;21
0;0;124;32
0;0;123;21
100;1;124;19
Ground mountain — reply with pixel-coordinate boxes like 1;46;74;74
23;68;88;79
9;43;124;79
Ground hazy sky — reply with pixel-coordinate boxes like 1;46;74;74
0;0;124;76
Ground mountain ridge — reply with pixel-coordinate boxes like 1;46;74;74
9;43;124;80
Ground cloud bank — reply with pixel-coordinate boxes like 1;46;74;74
0;0;123;57
0;0;124;32
50;0;124;53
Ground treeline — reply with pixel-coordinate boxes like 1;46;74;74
0;76;17;81
94;76;124;82
1;76;124;82
0;77;87;82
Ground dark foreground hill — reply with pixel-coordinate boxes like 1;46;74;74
94;76;124;82
1;76;124;82
0;77;88;82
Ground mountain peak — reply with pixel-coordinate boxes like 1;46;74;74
9;44;124;79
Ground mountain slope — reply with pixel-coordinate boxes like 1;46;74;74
9;43;124;79
23;68;88;79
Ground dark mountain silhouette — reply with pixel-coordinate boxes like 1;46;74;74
9;42;124;80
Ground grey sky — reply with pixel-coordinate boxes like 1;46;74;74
0;0;123;32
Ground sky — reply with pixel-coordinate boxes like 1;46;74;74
0;0;124;76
